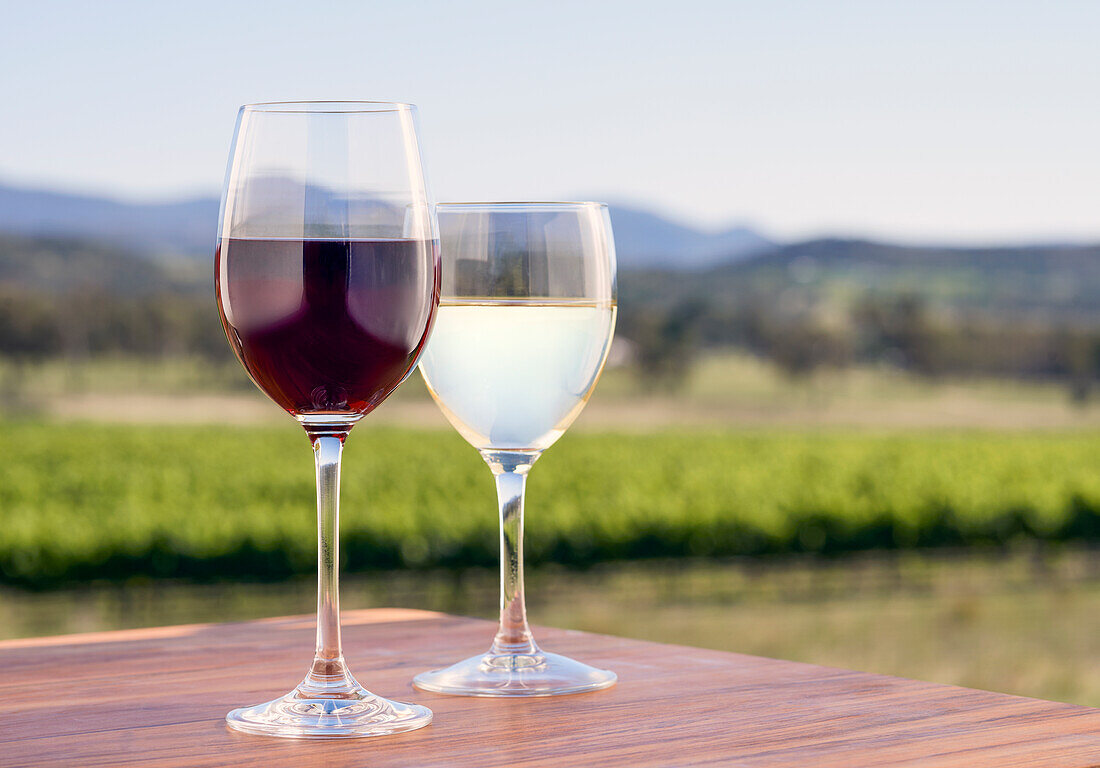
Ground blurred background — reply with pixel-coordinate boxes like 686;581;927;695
2;0;1100;705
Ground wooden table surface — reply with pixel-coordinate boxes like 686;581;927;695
3;608;1100;767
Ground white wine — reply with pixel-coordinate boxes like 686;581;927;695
419;299;617;452
412;203;620;697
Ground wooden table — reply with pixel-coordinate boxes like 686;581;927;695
3;609;1100;767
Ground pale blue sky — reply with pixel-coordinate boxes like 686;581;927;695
2;0;1098;242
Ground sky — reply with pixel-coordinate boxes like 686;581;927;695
2;0;1098;244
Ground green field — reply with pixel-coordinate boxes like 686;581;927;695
2;420;1100;585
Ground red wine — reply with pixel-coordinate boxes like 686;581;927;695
216;237;439;418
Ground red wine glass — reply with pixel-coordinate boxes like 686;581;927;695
215;101;439;738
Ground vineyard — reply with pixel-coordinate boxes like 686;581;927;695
2;421;1099;586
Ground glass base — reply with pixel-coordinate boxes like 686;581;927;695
226;678;432;739
413;649;617;697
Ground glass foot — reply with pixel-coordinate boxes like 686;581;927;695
227;676;432;738
413;649;617;697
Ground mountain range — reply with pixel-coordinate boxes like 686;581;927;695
0;183;219;258
0;181;772;269
5;180;1098;321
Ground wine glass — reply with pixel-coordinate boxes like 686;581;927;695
413;202;618;696
215;101;439;737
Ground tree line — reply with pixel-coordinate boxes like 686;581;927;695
621;292;1100;400
2;283;1099;401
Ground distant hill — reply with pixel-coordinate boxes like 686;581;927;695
0;233;204;295
622;238;1100;319
0;180;772;269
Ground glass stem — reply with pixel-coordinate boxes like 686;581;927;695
483;450;540;656
303;431;354;693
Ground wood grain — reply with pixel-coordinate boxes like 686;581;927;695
2;608;1099;767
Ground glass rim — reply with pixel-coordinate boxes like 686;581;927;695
239;100;416;114
436;201;608;210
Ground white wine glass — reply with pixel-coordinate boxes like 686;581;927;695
413;202;617;696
